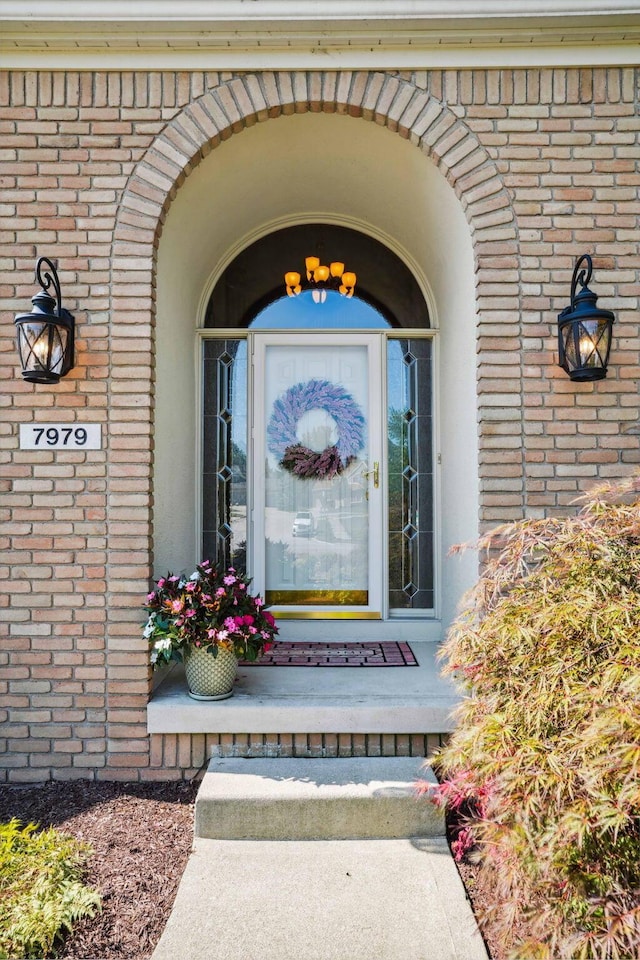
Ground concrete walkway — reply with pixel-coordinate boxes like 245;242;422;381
153;836;488;960
152;758;488;960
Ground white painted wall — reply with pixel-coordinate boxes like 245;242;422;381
155;111;478;640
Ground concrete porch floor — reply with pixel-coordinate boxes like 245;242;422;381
147;642;460;735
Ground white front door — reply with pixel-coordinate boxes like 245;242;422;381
252;333;384;618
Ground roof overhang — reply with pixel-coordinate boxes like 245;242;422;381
1;1;640;69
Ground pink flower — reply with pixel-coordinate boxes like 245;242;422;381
233;616;245;627
146;591;156;603
185;582;197;593
224;575;236;586
451;828;474;863
263;611;275;627
157;578;166;588
254;597;264;608
224;617;237;632
243;615;254;625
249;626;257;634
185;609;196;618
171;599;184;613
216;587;226;597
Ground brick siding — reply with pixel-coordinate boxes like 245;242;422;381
1;68;638;780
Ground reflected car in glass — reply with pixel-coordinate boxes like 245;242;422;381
292;511;315;537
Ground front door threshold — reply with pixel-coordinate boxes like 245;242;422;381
147;642;459;736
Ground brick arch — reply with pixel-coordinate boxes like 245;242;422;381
113;70;516;256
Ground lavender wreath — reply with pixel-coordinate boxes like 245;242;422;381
267;379;366;479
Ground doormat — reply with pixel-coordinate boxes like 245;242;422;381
240;641;418;667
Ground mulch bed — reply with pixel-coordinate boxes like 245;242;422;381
1;777;503;960
444;811;518;960
0;779;198;960
454;859;504;960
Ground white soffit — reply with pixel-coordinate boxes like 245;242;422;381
1;1;640;68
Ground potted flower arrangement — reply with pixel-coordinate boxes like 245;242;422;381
144;560;278;700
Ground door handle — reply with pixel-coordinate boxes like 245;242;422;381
363;462;379;488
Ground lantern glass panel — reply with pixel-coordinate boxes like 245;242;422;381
18;320;68;378
578;318;610;369
561;324;579;371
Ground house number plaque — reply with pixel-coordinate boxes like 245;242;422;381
19;423;102;450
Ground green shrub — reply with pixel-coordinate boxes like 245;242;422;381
0;818;101;959
433;480;640;959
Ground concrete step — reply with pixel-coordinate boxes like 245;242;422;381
147;642;460;737
195;756;444;840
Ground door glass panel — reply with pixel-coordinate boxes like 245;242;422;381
263;343;370;606
387;338;434;611
202;339;248;571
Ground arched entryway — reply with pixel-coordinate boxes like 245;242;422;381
110;70;519;647
149;110;481;639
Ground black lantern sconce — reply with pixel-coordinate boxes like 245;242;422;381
558;254;614;382
14;257;75;384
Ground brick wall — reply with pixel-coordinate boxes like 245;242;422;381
149;734;449;781
1;67;638;780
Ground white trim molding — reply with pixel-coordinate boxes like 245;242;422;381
2;1;640;19
1;0;640;69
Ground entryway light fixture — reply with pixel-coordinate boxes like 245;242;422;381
14;257;75;384
558;254;614;382
284;256;357;304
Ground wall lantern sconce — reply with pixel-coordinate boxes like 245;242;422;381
284;256;357;304
558;254;614;382
14;257;75;384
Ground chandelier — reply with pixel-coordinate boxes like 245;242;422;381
284;256;357;304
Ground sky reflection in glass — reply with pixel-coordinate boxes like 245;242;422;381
249;290;390;329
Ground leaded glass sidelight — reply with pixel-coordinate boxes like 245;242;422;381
387;339;434;611
202;340;248;572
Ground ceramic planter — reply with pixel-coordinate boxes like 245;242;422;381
183;646;239;700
